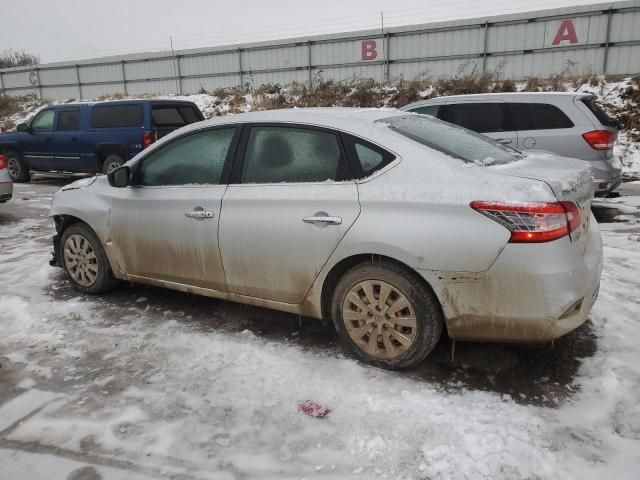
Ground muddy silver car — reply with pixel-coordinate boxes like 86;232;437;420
49;109;603;369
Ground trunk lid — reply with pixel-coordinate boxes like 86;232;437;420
489;152;594;254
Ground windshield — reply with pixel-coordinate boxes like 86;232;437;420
378;114;522;166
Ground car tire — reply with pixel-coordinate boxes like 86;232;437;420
102;154;123;174
60;223;120;294
331;259;443;370
6;150;30;182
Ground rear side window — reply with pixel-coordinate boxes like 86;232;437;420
581;98;616;127
90;104;143;128
410;105;441;117
241;127;345;184
57;109;80;131
508;103;574;130
342;134;395;178
151;105;203;128
442;103;507;133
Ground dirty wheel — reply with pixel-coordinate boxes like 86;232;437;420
60;223;120;294
6;150;30;182
332;259;443;369
102;154;123;174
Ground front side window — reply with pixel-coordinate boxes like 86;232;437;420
442;103;508;133
380;114;521;165
57;109;80;131
31;110;55;131
137;128;235;186
410;105;441;117
90;104;143;128
508;103;574;130
241;127;343;184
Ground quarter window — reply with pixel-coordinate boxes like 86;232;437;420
508;103;574;130
90;104;143;128
151;105;203;128
442;103;507;133
31;110;55;131
137;128;235;186
57;109;80;131
241;127;343;184
410;105;441;117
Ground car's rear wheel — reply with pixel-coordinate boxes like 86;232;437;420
332;260;443;369
60;223;120;294
6;150;30;182
102;154;123;174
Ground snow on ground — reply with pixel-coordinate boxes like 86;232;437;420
1;182;640;479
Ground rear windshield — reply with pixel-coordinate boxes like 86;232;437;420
581;98;617;128
152;105;203;128
90;104;143;128
379;114;522;166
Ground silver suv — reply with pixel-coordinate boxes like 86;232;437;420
401;93;621;195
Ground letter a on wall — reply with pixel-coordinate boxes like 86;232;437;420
552;19;579;45
361;40;378;61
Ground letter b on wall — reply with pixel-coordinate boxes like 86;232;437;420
361;40;378;61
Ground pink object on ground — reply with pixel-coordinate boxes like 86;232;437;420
298;400;331;418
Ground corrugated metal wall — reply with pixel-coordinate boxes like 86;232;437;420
1;1;639;101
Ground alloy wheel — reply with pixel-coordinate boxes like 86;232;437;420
63;234;99;287
7;157;21;179
342;279;418;359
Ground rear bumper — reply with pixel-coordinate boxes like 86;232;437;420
592;165;622;195
430;215;603;342
0;180;12;202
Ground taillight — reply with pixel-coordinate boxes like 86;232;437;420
143;131;156;149
582;130;615;150
0;154;6;170
470;201;581;243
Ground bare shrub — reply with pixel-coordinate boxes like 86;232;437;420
0;50;40;69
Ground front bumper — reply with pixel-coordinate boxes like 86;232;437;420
50;232;62;267
430;215;603;342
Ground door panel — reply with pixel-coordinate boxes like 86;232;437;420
219;183;359;303
109;186;227;290
22;109;55;170
52;108;86;171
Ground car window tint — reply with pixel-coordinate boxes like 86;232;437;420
138;128;235;186
443;103;506;133
152;107;185;127
241;127;341;183
581;98;616;127
57;109;80;131
508;103;574;130
31;110;55;131
180;106;202;123
91;104;143;128
355;143;385;173
410;105;440;117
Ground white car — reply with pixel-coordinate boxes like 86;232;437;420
49;108;602;369
0;153;13;203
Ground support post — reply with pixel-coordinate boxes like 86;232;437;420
121;61;127;96
238;48;244;89
482;21;489;75
36;68;43;99
308;41;313;87
384;32;391;82
175;55;183;95
603;8;613;74
0;71;4;96
75;65;82;100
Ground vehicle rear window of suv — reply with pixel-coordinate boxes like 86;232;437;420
581;98;617;127
507;103;574;130
90;104;143;128
151;105;202;127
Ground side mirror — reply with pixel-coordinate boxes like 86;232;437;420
108;165;131;188
16;123;30;133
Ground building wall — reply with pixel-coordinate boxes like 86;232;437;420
1;1;639;100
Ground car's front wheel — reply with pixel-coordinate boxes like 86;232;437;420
332;260;443;369
60;223;120;294
6;150;30;182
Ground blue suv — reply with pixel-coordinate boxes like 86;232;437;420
0;99;204;181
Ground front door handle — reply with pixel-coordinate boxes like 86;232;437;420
185;209;214;219
496;138;512;144
303;215;342;225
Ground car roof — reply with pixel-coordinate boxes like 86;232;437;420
402;91;593;108
50;98;198;108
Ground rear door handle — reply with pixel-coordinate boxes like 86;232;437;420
496;138;512;144
303;215;342;225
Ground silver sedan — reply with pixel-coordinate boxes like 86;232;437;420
49;109;602;369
